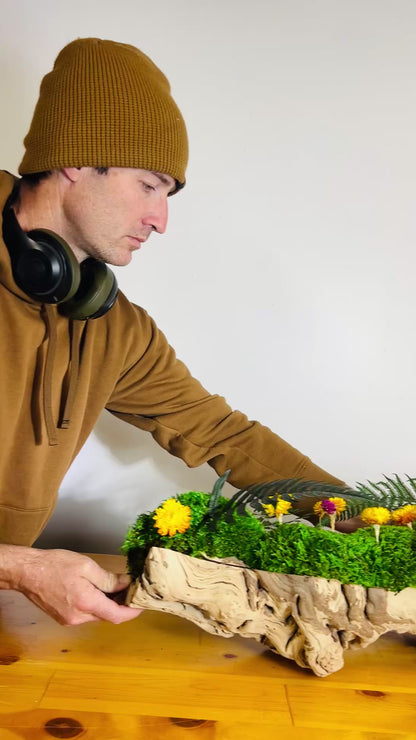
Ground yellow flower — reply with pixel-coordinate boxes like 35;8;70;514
328;497;347;514
360;507;391;526
153;498;191;537
360;506;391;543
391;504;416;527
313;501;324;517
262;498;292;523
313;499;337;530
262;503;276;518
275;498;292;517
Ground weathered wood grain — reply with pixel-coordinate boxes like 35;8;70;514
127;547;416;676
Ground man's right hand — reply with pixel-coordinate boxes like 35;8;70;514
0;545;141;625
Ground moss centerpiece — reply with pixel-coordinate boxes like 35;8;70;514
122;473;416;676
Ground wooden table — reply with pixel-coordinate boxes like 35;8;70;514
1;554;416;739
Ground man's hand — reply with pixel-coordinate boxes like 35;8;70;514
0;545;141;625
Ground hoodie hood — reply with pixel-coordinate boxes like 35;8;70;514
0;171;32;304
0;170;83;446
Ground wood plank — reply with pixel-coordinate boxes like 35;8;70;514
288;684;416;733
0;709;414;740
39;666;291;723
2;554;416;737
0;665;53;712
3;579;416;690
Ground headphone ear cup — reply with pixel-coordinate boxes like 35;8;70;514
3;206;118;319
26;228;81;302
2;207;81;302
58;258;119;320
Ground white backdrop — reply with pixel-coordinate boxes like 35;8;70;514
1;1;416;552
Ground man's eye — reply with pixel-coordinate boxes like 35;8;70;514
141;181;156;193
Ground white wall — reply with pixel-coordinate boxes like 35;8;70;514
2;1;416;553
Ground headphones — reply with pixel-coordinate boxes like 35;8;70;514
2;206;118;320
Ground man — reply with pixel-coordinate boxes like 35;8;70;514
0;38;343;626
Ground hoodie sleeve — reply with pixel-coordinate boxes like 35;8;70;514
105;302;343;490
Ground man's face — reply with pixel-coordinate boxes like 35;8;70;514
60;167;176;266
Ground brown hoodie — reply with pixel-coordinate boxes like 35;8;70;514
0;171;343;546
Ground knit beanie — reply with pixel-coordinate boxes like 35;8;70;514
19;37;188;188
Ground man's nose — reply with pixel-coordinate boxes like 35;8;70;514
143;198;168;234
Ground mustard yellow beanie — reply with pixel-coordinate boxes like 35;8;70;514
19;37;188;188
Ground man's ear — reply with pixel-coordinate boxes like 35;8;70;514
61;167;83;182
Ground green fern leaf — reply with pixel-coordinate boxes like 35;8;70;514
208;469;230;514
204;473;416;528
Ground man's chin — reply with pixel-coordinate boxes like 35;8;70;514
107;251;134;267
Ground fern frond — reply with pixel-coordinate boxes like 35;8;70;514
208;469;230;515
223;479;358;522
206;473;416;526
405;475;416;496
355;475;416;510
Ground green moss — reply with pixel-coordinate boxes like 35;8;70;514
256;523;416;588
208;513;266;566
122;491;216;576
122;491;416;591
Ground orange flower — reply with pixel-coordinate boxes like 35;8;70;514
391;504;416;528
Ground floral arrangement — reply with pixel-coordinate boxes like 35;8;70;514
122;473;416;592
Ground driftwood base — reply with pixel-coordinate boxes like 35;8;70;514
126;547;416;677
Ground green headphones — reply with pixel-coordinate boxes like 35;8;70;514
2;206;118;320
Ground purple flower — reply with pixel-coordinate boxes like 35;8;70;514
321;499;337;515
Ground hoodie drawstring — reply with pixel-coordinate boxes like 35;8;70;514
43;305;58;445
60;319;82;429
42;304;83;446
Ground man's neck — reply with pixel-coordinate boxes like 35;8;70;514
13;173;64;235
